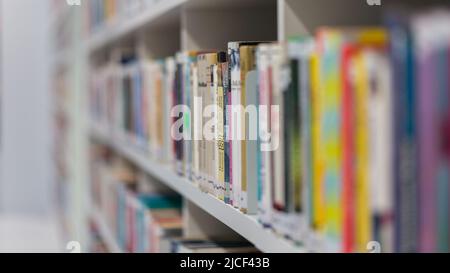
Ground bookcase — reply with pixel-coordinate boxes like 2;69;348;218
51;0;450;253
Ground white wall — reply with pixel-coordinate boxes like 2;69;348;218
0;0;53;214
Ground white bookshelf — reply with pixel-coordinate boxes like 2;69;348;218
81;0;385;253
89;124;304;253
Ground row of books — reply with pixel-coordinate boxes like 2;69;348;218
90;145;258;253
91;145;182;253
89;10;450;252
86;0;163;33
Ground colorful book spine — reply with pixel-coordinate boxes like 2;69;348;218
216;53;227;201
310;50;326;237
217;63;225;201
197;54;208;192
175;53;184;175
222;61;231;204
256;44;272;226
318;29;344;251
389;17;419;252
183;52;197;181
270;44;286;213
341;44;356;252
228;42;241;208
192;62;201;185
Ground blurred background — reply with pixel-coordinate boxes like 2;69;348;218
0;0;61;252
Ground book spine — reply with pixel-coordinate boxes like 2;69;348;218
390;21;418;252
436;45;449;253
183;54;193;181
353;49;371;252
155;63;164;160
222;61;231;204
299;39;314;242
197;54;207;192
319;31;343;251
212;63;219;197
192;63;201;185
240;45;258;213
310;50;326;241
416;31;436;253
175;55;184;176
271;44;285;213
165;58;176;166
217;63;225;201
229;42;241;208
257;45;272;226
341;45;355;252
216;53;227;201
208;59;217;195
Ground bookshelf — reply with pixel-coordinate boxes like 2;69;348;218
69;0;383;254
81;0;383;253
52;0;450;253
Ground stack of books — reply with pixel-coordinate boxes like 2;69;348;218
89;9;450;253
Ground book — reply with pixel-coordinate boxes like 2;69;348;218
240;45;259;214
222;61;232;204
256;44;272;227
228;41;263;210
388;15;419;253
197;53;219;193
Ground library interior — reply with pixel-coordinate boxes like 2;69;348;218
0;0;449;253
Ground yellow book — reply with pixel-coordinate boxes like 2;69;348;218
353;50;371;252
310;52;326;232
352;28;387;252
217;64;225;201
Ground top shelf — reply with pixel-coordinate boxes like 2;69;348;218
86;0;187;53
86;0;276;53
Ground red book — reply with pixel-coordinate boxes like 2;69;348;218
341;44;356;253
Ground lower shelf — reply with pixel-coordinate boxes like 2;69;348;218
89;124;305;253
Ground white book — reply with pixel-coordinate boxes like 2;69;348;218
228;42;241;209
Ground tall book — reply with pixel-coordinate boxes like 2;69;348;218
256;44;272;226
197;53;219;193
317;29;344;251
341;43;356;252
287;37;314;242
182;52;198;181
228;42;242;208
216;53;227;201
222;61;232;204
310;50;326;240
174;53;184;175
366;49;394;253
164;57;176;165
240;45;259;214
192;61;201;186
414;12;450;253
228;41;263;209
269;44;286;213
388;15;419;253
